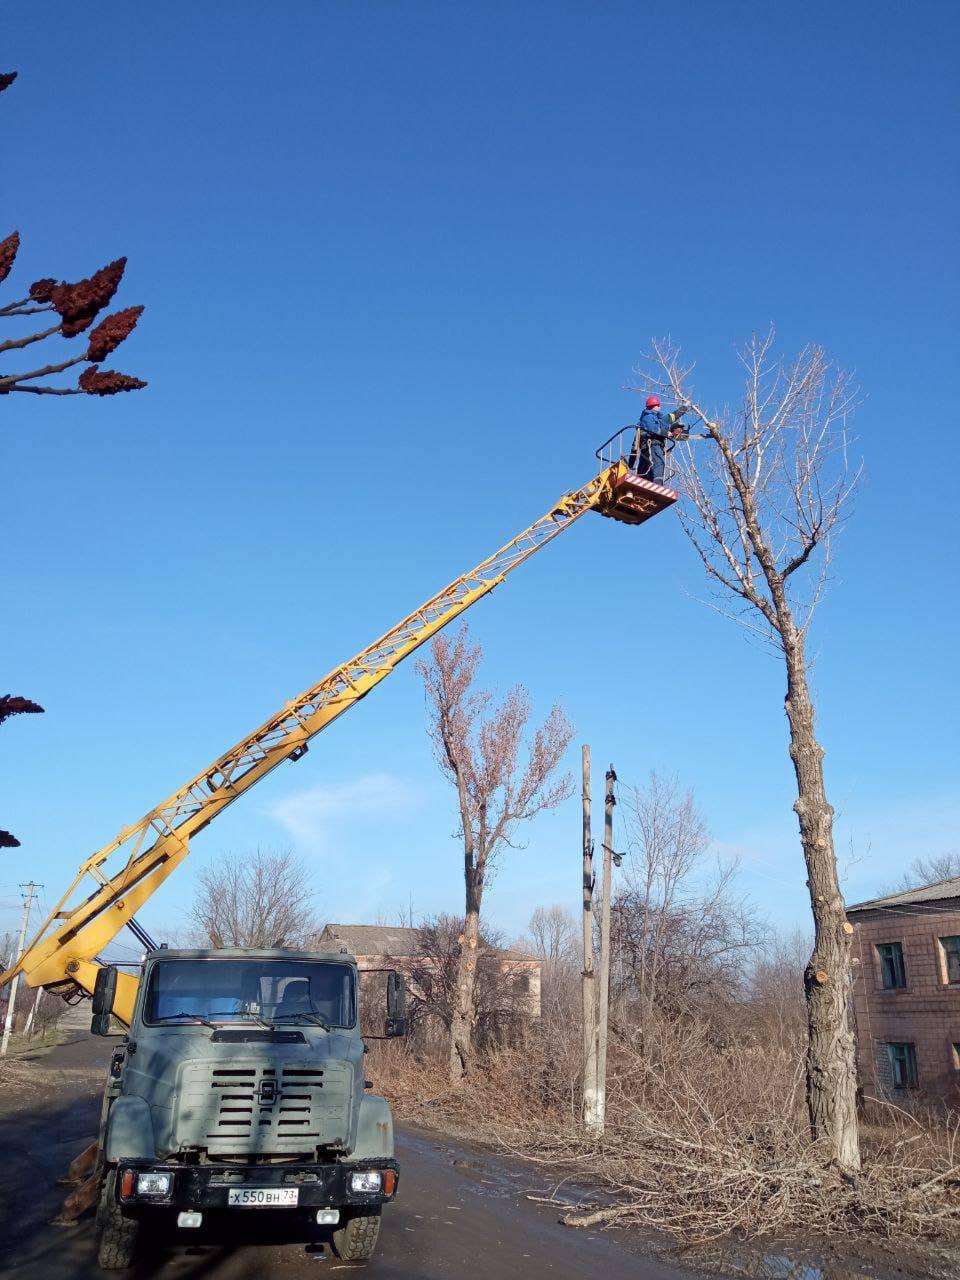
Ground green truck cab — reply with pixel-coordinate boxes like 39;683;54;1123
92;947;405;1269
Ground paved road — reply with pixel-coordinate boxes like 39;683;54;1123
0;1033;704;1280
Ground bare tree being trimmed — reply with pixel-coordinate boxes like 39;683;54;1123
417;625;573;1081
190;848;316;949
640;330;861;1171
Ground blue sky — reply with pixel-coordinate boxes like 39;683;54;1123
1;2;958;956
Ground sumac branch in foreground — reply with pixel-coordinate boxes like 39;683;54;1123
0;694;44;848
0;73;145;399
0;236;145;397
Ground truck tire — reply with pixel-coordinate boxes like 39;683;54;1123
96;1168;140;1270
332;1207;381;1260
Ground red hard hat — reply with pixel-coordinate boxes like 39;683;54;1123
645;395;661;410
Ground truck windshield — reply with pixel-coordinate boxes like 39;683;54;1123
143;959;356;1028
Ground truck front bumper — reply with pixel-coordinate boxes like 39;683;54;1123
116;1158;399;1213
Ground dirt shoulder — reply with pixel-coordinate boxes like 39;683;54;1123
0;1025;108;1105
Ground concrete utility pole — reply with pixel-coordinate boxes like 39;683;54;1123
580;746;600;1133
22;986;43;1039
0;881;39;1057
596;765;617;1129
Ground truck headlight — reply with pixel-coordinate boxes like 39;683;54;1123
349;1170;382;1194
136;1171;173;1197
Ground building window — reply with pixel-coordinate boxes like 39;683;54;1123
512;972;531;995
876;941;907;989
886;1042;918;1089
939;936;960;984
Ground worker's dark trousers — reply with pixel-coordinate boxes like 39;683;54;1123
632;440;665;483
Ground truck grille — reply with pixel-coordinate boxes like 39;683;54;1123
176;1060;353;1155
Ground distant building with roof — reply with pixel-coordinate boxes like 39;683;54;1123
317;924;425;962
847;877;960;1105
315;923;542;1020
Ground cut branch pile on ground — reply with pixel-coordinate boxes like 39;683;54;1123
368;1022;960;1246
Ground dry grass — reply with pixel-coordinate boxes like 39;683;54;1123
368;1021;960;1246
0;1055;102;1107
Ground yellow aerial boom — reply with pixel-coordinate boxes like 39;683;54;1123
1;441;675;1025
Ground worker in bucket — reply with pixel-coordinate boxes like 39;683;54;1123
628;395;690;483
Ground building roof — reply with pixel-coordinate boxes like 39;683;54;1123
847;875;960;914
317;923;538;963
318;924;421;956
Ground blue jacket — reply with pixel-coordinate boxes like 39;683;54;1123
637;408;673;441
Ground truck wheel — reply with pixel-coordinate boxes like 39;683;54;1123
332;1207;381;1260
96;1169;140;1270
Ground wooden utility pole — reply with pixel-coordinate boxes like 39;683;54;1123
597;765;616;1129
580;746;600;1133
0;881;38;1057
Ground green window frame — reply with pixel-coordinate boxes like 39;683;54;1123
876;941;907;989
886;1042;918;1089
939;936;960;984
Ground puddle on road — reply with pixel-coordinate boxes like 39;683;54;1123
686;1245;886;1280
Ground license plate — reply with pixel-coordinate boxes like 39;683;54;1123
227;1188;299;1207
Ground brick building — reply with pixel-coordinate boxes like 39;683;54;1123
314;923;542;1020
847;877;960;1105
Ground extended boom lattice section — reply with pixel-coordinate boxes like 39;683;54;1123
4;463;660;1024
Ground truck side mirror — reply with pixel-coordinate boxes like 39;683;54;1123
385;970;406;1038
91;965;118;1037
